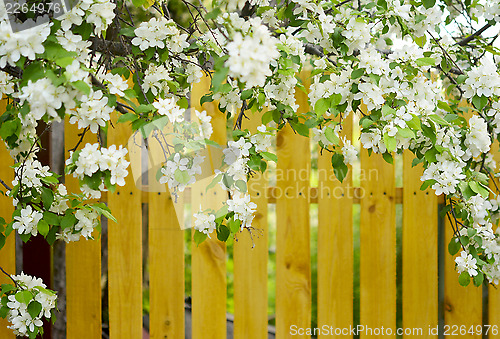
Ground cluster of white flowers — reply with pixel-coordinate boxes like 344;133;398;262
225;17;280;88
132;17;189;52
227;192;257;229
342;138;358;165
455;251;479;277
67;143;129;187
464;116;491;160
59;0;115;34
153;97;185;124
69;90;113;133
421;159;466;195
57;208;99;243
142;64;172;96
12;205;43;236
195;109;213;140
463;59;500;99
12;159;51;191
159;153;204;192
16;78;67;121
0;21;51;68
193;211;216;237
5;273;57;337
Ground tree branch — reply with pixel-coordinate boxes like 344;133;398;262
456;23;492;46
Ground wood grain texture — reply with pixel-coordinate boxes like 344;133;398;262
147;134;185;339
191;76;227;339
233;110;269;339
107;113;143;339
443;216;482;338
64;120;102;339
0;96;15;339
275;80;311;339
402;150;438;337
359;146;396;336
317;114;353;337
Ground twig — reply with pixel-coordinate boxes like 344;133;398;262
0;266;19;289
456;23;492;46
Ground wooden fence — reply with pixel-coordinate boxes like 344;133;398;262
0;75;499;339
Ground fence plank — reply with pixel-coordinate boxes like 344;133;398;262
0;96;15;339
107;114;143;339
147;134;185;339
317;113;353;337
191;76;227;339
489;141;500;339
359;139;396;335
444;216;482;338
402;150;438;337
64;121;102;339
276;79;311;338
233;110;269;339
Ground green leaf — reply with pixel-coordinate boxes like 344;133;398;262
473;272;484;287
330;93;342;106
469;181;489;198
1;284;15;295
351;68;365;79
314;98;330;116
423;0;436;8
0;120;20;139
382;105;396;116
205;7;221;20
41;187;54;210
458;271;470;287
117;113;137;124
71;80;91;96
37;220;50;237
193;230;207;245
43;211;60;226
235;180;247;193
383;133;397;152
324;126;340;145
27;301;42;319
228;218;241;233
382;152;393;164
56;57;75;68
15;290;33;304
331;154;348;183
289;121;309;137
397;127;415;139
437;100;453;113
261;152;277;162
429;114;449;126
472;95;488;111
61;213;77;230
406;115;421;130
448;238;461;255
0;306;8;318
90;203;117;223
174;169;191;185
216;225;230;241
415;57;436;67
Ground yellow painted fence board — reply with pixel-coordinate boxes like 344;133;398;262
147;134;185;339
64;121;102;339
107;114;143;339
275;81;311;338
402;150;438;337
191;76;227;339
444;216;482;338
233;110;269;339
490;141;500;339
0;95;15;339
317;113;353;337
359;148;396;336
